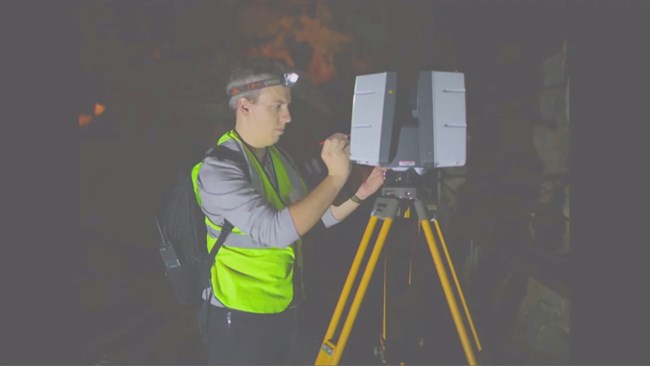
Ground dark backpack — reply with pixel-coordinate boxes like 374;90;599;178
155;145;248;307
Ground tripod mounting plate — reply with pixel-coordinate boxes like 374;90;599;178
371;194;433;221
381;186;417;200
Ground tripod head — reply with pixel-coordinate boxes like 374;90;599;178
381;168;437;202
371;168;439;222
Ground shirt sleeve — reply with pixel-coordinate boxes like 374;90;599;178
196;155;300;249
321;208;342;228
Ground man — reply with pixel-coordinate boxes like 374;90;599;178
194;58;386;365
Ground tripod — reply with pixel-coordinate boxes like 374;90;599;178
314;184;482;365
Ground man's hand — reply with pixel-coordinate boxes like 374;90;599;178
328;165;387;222
321;133;351;181
355;166;387;200
288;132;351;236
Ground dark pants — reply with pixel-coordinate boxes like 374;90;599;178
197;301;304;365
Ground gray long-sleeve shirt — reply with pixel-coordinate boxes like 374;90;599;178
196;137;341;249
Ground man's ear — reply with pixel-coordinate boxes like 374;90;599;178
238;98;251;115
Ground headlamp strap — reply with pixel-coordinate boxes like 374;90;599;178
228;77;283;97
228;73;298;97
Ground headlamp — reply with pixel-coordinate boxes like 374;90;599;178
228;72;299;97
283;72;299;87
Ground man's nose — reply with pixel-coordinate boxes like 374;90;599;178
280;108;291;124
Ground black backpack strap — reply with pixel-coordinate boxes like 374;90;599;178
206;221;233;265
205;145;251;182
201;144;248;263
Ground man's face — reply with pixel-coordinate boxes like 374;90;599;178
247;85;292;147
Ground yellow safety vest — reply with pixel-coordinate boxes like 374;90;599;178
191;130;306;313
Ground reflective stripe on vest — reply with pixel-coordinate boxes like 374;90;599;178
192;130;307;313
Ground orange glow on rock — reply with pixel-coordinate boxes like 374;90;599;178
239;1;350;85
79;114;93;127
307;51;336;84
93;103;106;117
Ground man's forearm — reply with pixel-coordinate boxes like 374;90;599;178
329;196;363;221
289;175;347;236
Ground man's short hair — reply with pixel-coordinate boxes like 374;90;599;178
226;58;292;110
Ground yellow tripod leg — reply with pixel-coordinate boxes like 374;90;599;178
432;218;482;352
382;253;388;342
316;215;378;365
315;217;393;365
420;219;478;365
334;218;393;365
